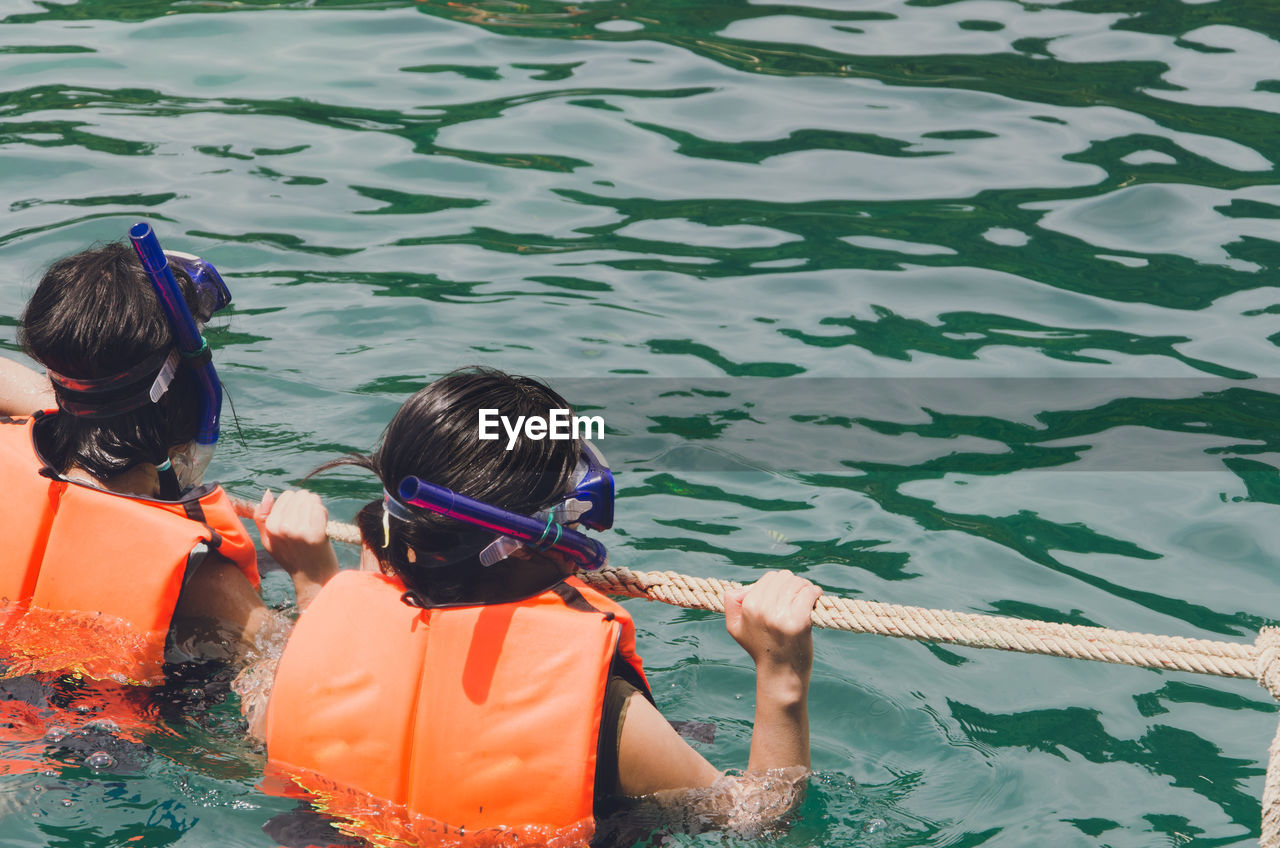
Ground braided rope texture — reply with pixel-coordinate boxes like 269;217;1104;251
1259;629;1280;848
1266;718;1280;848
232;498;1266;681
231;500;1273;680
581;566;1261;679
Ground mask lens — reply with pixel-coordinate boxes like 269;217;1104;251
171;441;214;491
165;251;231;322
571;441;614;531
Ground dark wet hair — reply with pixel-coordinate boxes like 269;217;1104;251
19;241;203;477
318;367;581;603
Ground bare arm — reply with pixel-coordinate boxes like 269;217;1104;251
618;693;722;796
183;554;289;742
616;571;822;825
0;356;54;415
171;553;284;663
725;570;822;774
235;489;342;740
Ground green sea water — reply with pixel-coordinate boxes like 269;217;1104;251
1;0;1279;845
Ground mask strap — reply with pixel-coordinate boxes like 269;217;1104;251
382;488;500;568
48;348;180;419
383;488;416;522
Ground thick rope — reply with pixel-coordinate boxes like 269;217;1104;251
230;496;1268;681
231;495;362;546
232;497;1280;846
1261;629;1280;702
1267;717;1280;848
581;566;1263;679
1260;629;1280;848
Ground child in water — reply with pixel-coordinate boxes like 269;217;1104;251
251;366;823;844
0;237;337;683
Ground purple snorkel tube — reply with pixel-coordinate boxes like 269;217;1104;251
398;476;608;571
129;223;222;486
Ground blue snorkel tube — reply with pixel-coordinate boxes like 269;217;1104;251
129;222;221;489
398;476;609;571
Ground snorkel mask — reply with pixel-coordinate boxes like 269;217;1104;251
388;442;615;571
167;250;231;324
129;223;228;491
47;227;231;494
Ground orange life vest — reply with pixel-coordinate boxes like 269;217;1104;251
0;412;259;685
265;569;649;844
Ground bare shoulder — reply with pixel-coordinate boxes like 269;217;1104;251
617;690;721;797
173;552;273;662
176;552;260;616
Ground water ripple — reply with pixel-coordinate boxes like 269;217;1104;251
1;0;1278;844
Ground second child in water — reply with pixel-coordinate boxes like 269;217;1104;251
251;367;824;843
